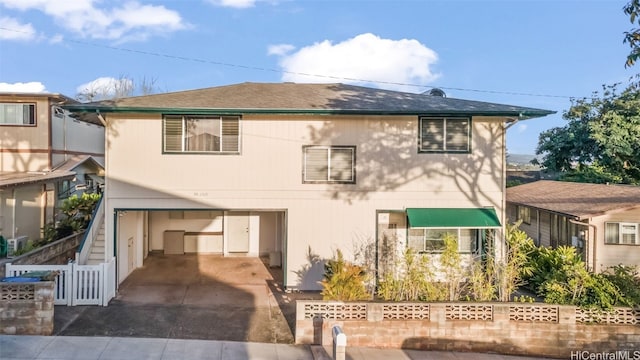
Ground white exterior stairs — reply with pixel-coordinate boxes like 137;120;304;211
85;222;105;265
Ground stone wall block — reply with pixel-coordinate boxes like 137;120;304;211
367;303;383;322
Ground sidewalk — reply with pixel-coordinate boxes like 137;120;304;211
0;335;551;360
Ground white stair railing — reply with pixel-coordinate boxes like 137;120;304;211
76;195;105;265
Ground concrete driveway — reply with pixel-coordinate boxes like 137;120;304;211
54;254;320;343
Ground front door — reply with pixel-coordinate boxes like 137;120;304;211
227;212;250;253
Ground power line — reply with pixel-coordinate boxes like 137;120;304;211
1;26;575;99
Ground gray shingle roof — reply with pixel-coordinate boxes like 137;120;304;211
0;170;75;189
507;180;640;219
64;82;554;117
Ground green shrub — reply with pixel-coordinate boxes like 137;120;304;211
440;234;464;301
59;193;101;231
464;260;496;301
496;222;535;301
13;241;35;256
602;265;640;307
320;249;370;301
528;246;624;309
41;193;101;243
377;247;445;301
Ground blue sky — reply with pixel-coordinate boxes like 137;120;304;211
0;0;636;154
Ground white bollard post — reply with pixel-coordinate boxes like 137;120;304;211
332;325;346;360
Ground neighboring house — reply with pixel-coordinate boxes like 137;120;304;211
52;155;105;205
0;92;104;251
65;82;553;290
507;180;640;272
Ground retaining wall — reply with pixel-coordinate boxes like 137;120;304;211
0;232;84;278
296;301;640;358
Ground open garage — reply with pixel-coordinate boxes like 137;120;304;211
114;209;286;286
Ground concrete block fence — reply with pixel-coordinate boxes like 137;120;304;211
295;301;640;358
0;281;55;335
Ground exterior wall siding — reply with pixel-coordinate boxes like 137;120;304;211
538;210;551;247
591;207;640;272
0;95;52;172
105;113;506;289
0;184;46;242
13;184;43;242
51;111;105;167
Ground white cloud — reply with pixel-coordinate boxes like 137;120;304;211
49;34;63;44
0;81;47;93
271;33;439;92
267;43;295;56
0;16;36;41
76;77;134;100
0;0;187;42
517;124;528;133
207;0;256;9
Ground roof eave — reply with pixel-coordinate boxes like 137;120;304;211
506;200;640;221
0;172;76;189
62;105;555;118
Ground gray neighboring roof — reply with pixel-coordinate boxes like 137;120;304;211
507;180;640;219
52;155;104;173
0;170;75;189
63;82;555;118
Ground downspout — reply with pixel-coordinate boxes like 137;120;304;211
63;108;67;163
569;219;597;272
11;188;16;239
500;117;519;261
97;112;107;127
47;102;53;170
41;183;47;238
536;209;541;246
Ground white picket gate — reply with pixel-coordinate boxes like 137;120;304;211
5;257;116;306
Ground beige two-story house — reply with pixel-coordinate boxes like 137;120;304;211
0;92;104;252
65;82;553;290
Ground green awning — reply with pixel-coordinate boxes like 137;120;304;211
406;208;501;228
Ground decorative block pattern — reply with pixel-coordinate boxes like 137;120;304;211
382;304;430;320
303;303;367;320
0;284;35;301
575;308;640;325
509;305;558;322
445;304;493;320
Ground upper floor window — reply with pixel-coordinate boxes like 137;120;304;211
0;103;36;125
303;146;355;184
419;117;470;153
163;115;240;154
605;222;639;245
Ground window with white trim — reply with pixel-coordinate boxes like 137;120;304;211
605;222;640;245
408;228;480;253
0;103;36;125
163;115;240;153
303;146;355;183
419;117;470;152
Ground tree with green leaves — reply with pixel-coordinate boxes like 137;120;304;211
535;79;640;184
624;0;640;67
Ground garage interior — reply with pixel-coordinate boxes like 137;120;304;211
115;209;286;284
